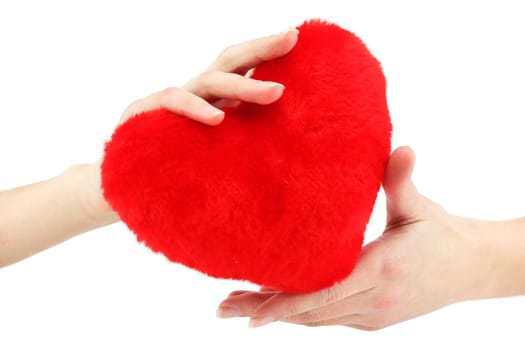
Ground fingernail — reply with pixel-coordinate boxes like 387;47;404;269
216;305;241;318
277;27;299;36
200;105;224;125
249;316;274;328
202;104;224;118
259;81;284;90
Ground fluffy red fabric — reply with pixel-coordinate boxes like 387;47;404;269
101;19;391;293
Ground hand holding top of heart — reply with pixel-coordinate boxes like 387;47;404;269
101;19;391;294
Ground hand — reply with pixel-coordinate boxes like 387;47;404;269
119;28;299;126
216;146;502;330
0;30;299;267
86;28;299;218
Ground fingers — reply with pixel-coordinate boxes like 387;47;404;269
120;29;298;126
184;29;298;105
208;28;299;74
121;87;224;126
382;146;421;220
285;314;379;332
247;279;369;328
289;314;364;328
216;291;276;318
217;236;380;328
382;146;417;198
184;71;284;105
282;288;374;326
218;284;373;329
226;290;254;298
217;258;374;327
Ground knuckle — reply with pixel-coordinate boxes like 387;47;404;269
320;284;343;305
190;71;207;84
288;310;323;324
185;70;223;96
160;86;181;101
379;255;405;280
123;98;142;113
283;302;300;317
159;87;188;107
127;98;143;110
196;70;218;90
216;44;236;66
120;98;144;121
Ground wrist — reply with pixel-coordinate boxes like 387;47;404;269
67;162;119;227
487;217;525;297
459;216;525;300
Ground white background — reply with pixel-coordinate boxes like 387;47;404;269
1;0;524;349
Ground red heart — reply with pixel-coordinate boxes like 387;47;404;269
101;19;391;293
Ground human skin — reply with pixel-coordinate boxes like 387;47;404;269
1;27;524;331
216;146;525;330
0;28;299;267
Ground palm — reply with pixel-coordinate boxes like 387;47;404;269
216;147;479;330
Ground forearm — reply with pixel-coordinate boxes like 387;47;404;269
463;216;525;300
0;164;118;267
488;217;525;297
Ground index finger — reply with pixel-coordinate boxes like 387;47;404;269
208;28;299;74
247;266;374;328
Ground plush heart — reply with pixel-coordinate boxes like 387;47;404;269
101;19;391;294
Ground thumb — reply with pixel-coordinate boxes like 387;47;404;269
382;146;420;220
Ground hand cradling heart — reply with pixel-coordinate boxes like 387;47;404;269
101;19;392;293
